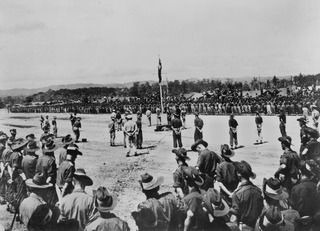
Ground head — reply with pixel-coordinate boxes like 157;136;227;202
66;144;82;162
220;144;234;159
25;173;53;197
139;173;164;199
73;168;93;190
258;206;284;231
10;129;17;136
230;114;234;119
263;177;289;209
26;133;36;142
191;139;208;153
0;132;8;144
278;136;292;150
126;114;133;120
235;160;256;181
297;117;307;127
202;188;230;218
172;148;189;165
94;186;117;214
182;166;204;190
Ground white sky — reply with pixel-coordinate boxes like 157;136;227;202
0;0;320;89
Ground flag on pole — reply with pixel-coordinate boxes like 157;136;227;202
158;59;162;83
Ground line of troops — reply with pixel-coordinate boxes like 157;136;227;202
0;112;320;231
9;93;320;119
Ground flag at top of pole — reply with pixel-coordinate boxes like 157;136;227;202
158;59;162;83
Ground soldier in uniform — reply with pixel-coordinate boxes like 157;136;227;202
123;114;137;157
297;117;310;156
194;112;204;142
171;113;183;148
255;112;263;143
228;114;238;149
172;148;190;199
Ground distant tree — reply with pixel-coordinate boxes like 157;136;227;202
0;99;5;108
250;77;259;90
266;80;271;89
272;76;278;88
130;82;140;97
242;81;250;91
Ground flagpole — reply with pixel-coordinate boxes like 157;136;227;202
159;83;164;113
158;57;164;113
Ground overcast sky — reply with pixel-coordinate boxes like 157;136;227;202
0;0;319;89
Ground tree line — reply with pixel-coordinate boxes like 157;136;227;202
0;73;319;108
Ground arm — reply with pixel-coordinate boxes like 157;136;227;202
217;181;233;197
196;154;205;173
230;193;240;216
61;166;74;197
176;187;185;199
46;158;57;183
183;210;194;231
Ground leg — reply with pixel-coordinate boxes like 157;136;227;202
126;135;130;156
173;132;177;148
229;130;234;148
178;134;183;148
280;123;286;137
234;132;238;147
123;132;127;148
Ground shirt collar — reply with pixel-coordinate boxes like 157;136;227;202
30;193;46;203
73;188;86;193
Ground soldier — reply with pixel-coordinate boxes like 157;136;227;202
194;112;204;142
274;136;300;192
123;114;137;157
311;104;319;130
230;161;263;231
255;112;263;143
181;106;187;128
172;148;190;199
136;115;143;149
56;144;82;197
229;114;238;149
108;116;116;146
52;116;58;138
73;117;82;143
156;107;161;126
297;117;310;155
85;186;129;231
146;108;152;127
279;110;287;137
171;113;183;148
132;173;184;231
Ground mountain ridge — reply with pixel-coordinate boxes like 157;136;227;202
0;75;295;97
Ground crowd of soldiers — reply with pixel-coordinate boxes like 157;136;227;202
0;104;320;231
9;87;320;117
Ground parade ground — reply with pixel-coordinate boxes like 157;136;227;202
0;110;304;230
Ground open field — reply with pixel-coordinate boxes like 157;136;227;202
0;109;307;230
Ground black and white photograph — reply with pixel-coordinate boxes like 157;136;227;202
0;0;320;230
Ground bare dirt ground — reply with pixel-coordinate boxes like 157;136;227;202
0;110;307;230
